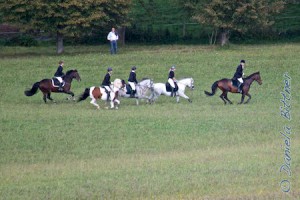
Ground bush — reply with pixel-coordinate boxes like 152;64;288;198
5;35;38;46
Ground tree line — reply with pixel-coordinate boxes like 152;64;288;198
0;0;299;54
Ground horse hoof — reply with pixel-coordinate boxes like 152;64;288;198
115;107;119;110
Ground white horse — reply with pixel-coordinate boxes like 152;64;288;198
118;78;154;105
77;79;124;109
151;77;194;103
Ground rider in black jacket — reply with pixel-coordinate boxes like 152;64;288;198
54;60;65;91
233;60;245;93
128;66;138;97
101;67;113;101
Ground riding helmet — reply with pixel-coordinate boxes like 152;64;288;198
171;65;176;70
240;60;245;63
132;66;137;70
107;67;113;71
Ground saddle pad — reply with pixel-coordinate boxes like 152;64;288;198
165;82;178;92
52;78;65;87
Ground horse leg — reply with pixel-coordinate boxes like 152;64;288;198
219;92;227;104
224;93;233;104
90;98;100;109
244;93;252;104
114;99;120;109
238;94;246;104
110;101;114;109
65;91;75;101
177;92;191;103
47;93;56;103
43;93;47;103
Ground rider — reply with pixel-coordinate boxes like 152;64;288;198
233;60;245;93
54;60;65;91
101;67;113;101
128;66;138;97
168;65;177;97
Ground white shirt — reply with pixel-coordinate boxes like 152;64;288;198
107;31;118;41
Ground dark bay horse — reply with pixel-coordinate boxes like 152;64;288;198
204;71;262;104
24;69;81;103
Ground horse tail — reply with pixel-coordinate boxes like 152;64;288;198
78;88;90;102
204;81;218;96
24;82;40;96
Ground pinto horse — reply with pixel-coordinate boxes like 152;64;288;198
24;70;81;103
204;71;262;104
77;79;124;109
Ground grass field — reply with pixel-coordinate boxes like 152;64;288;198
0;44;299;199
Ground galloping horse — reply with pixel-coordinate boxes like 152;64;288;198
204;71;262;104
24;69;81;103
77;79;124;109
151;78;194;103
118;78;154;105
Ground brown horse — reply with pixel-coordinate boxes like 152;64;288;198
204;71;262;104
24;69;81;103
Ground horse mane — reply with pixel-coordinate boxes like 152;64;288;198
178;77;192;81
245;71;260;80
65;69;77;76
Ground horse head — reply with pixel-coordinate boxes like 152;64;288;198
65;69;81;82
254;72;262;85
113;78;123;89
178;78;194;89
246;72;262;85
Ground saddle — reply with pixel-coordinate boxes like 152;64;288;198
231;79;239;88
165;82;178;92
123;83;136;95
52;78;65;87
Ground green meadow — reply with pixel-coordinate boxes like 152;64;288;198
0;44;299;199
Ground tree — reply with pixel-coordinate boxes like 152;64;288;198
0;0;132;54
185;0;285;45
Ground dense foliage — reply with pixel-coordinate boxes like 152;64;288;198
0;0;300;49
0;0;132;53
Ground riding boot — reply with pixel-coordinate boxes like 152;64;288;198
171;88;174;97
106;92;110;102
58;83;63;91
239;83;244;93
130;90;135;98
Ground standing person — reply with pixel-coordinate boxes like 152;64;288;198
54;60;65;91
128;66;138;97
168;65;177;97
232;60;245;93
107;27;118;55
101;67;113;101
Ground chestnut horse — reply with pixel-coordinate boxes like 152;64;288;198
77;79;123;109
204;71;262;104
24;69;81;103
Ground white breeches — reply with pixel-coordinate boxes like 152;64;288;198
128;82;136;90
238;78;243;83
55;77;63;83
168;78;175;88
104;86;112;92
